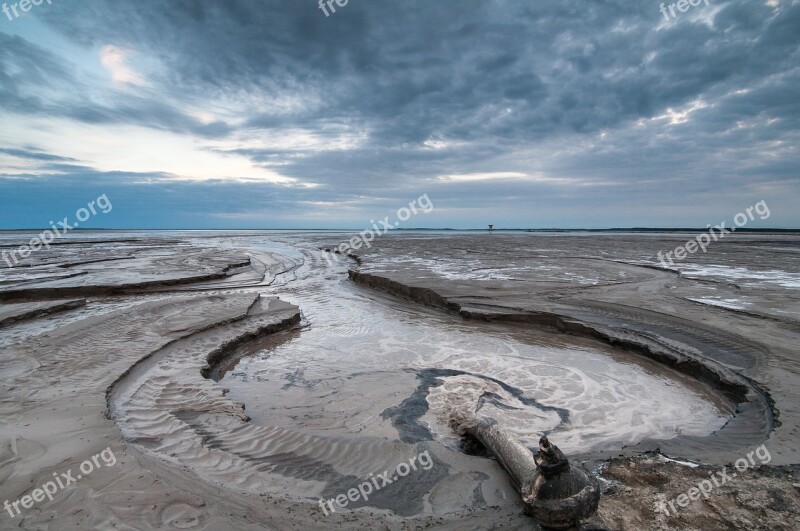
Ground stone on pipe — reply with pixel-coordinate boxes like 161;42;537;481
528;435;601;529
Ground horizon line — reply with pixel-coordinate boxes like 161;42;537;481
1;227;800;233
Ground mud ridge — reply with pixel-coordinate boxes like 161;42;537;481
0;298;86;327
0;258;252;302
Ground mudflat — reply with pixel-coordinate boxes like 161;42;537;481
1;231;798;529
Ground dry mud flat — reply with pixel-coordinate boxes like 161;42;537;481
0;232;798;530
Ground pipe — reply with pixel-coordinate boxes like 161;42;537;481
453;413;600;529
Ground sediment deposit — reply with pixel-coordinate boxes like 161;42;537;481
1;231;798;530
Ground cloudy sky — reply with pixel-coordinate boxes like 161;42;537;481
0;0;797;229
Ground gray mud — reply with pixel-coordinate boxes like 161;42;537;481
1;230;797;530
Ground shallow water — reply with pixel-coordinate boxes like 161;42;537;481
218;236;731;456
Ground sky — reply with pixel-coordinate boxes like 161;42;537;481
0;0;798;229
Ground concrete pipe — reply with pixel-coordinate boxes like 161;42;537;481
453;414;600;529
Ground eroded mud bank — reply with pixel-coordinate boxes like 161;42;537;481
348;269;773;462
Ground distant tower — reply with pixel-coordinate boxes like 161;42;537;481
488;224;494;231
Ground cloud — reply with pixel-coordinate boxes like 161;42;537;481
100;45;145;86
439;172;530;182
0;0;797;227
437;172;581;185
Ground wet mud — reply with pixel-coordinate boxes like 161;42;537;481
0;231;797;529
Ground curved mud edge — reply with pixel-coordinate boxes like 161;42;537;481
105;294;301;423
199;306;302;382
0;259;253;302
0;298;86;326
348;269;777;462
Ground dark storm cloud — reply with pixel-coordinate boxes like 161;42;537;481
1;0;798;227
35;1;794;139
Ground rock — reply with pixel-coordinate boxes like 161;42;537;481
527;436;601;529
